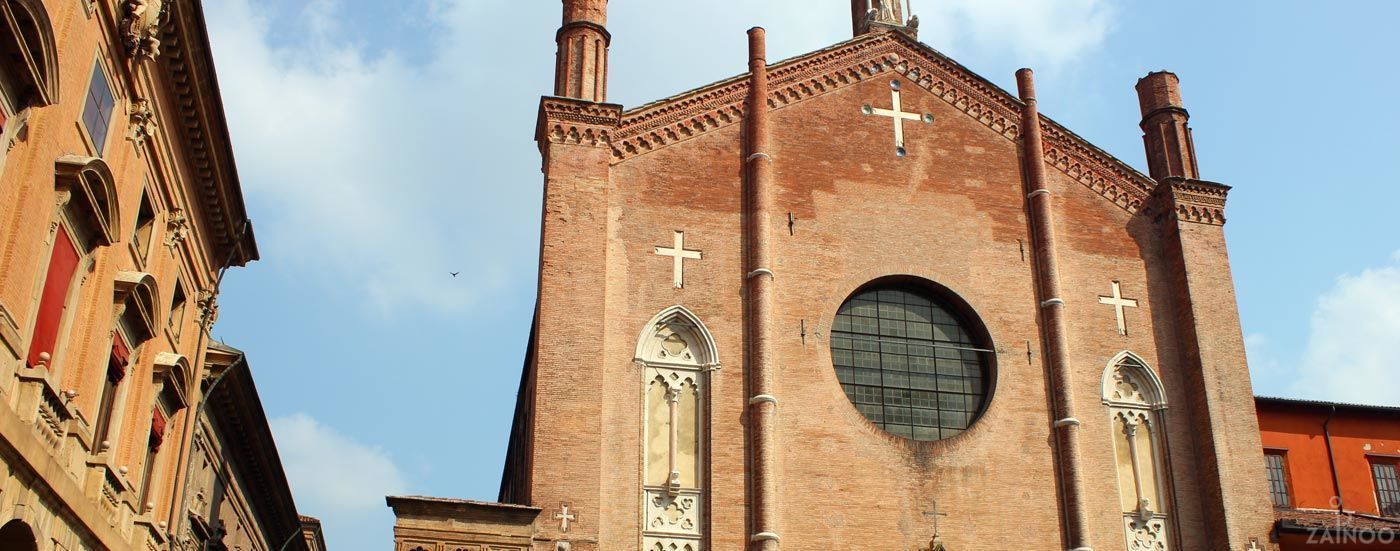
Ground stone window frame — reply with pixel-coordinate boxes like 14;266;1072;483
167;275;188;343
78;55;118;157
1101;350;1179;551
128;182;159;268
17;156;119;380
86;271;160;455
633;305;718;551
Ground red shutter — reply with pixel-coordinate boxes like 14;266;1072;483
109;335;130;381
150;409;166;450
27;228;81;368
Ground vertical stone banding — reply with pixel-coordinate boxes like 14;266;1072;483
1017;68;1092;551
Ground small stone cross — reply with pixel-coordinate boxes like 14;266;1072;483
554;504;576;532
923;501;948;551
654;230;702;289
1098;280;1140;336
1246;540;1263;551
862;79;934;157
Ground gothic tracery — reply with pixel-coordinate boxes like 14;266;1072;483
636;306;716;551
1103;352;1172;551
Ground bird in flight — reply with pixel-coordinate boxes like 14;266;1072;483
450;272;460;278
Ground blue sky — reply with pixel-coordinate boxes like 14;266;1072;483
202;1;1399;549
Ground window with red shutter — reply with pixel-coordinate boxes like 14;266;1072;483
27;226;81;368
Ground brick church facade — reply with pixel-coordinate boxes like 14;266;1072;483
391;0;1280;549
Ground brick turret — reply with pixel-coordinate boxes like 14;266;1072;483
1136;71;1199;180
555;0;610;102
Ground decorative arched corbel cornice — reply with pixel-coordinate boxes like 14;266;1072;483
152;351;190;411
55;155;119;249
0;0;60;106
113;271;159;343
634;305;720;369
1101;351;1168;409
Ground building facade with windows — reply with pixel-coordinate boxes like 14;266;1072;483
0;1;313;550
1257;397;1400;549
390;0;1280;550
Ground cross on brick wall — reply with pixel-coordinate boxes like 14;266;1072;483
862;79;934;157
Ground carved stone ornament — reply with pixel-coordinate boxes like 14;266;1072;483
1124;515;1169;551
164;208;189;250
196;289;218;328
127;98;156;149
121;0;165;61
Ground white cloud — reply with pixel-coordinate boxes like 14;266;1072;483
1245;332;1289;396
1290;252;1400;406
205;0;540;314
271;413;407;512
271;413;407;550
914;0;1118;67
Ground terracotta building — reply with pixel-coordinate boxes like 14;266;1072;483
1257;397;1400;549
0;1;316;550
392;0;1279;549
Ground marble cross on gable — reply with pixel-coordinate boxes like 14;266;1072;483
862;79;935;157
655;230;702;289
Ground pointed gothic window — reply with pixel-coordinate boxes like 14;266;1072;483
831;283;993;441
1103;352;1173;550
635;306;715;551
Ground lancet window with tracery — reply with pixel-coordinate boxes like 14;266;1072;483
635;306;716;551
1103;352;1173;551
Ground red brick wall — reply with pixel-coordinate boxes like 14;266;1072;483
527;35;1274;551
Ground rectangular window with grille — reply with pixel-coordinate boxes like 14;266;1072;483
1373;459;1400;517
1264;451;1290;508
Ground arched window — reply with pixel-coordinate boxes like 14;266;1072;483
831;282;993;441
93;272;160;451
634;306;716;551
1102;352;1173;551
0;519;38;551
26;157;118;371
0;0;59;175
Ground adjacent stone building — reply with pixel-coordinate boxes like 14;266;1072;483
392;0;1280;549
0;1;316;550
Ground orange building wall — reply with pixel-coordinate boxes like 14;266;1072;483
1258;400;1400;515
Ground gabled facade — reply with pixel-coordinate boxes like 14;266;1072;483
394;1;1276;550
0;1;302;550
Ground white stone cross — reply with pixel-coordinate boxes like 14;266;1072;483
654;230;702;289
554;504;576;532
1098;280;1140;336
862;79;934;157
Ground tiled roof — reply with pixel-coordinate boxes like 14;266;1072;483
1276;508;1400;534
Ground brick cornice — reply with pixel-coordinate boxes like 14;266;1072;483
610;31;1157;215
536;97;623;149
1149;177;1231;226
